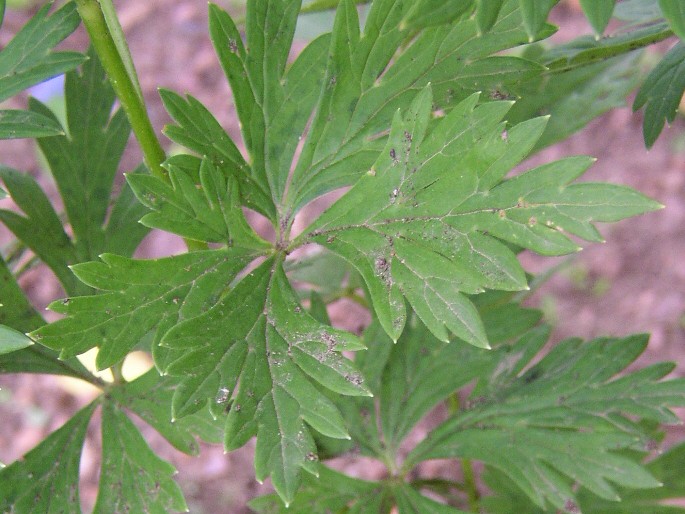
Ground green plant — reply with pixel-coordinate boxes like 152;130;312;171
0;1;685;512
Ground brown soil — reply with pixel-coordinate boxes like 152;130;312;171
1;1;684;513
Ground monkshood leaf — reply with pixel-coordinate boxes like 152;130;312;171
162;257;369;504
406;331;685;511
31;248;256;369
299;88;660;343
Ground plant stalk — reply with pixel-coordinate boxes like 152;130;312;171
74;0;166;181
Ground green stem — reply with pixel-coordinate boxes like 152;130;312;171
110;361;126;385
74;0;166;180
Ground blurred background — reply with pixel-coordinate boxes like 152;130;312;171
0;1;684;512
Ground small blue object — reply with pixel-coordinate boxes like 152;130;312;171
29;75;64;102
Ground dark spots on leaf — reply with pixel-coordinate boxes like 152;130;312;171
404;130;412;143
390;148;397;162
501;129;508;142
62;298;71;305
528;216;537;227
326;235;336;243
344;373;363;385
228;38;238;53
306;452;318;461
328;75;337;88
498;209;506;219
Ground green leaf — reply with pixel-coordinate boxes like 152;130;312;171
31;248;256;369
0;1;84;102
0;324;32;354
127;157;270;249
158;89;273;218
110;369;224;456
400;0;474;31
0;166;81;294
93;401;188;514
162;258;369;504
102;166;151;256
580;0;616;36
576;442;685;513
544;22;673;74
518;0;557;41
634;42;685;148
287;0;545;213
660;0;685;40
0;343;94;379
485;443;685;513
377;313;498;456
208;1;328;218
394;484;468;513
300;88;660;344
248;464;385;513
0;254;44;332
475;0;506;33
0;402;96;514
0;109;64;139
407;331;685;511
508;53;642;149
31;46;131;263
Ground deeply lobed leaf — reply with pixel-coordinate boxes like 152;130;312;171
406;329;685;511
300;88;660;344
31;248;256;369
162;257;369;503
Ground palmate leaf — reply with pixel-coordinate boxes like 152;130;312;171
405;329;685;512
93;401;187;514
31;248;256;370
203;0;546;219
300;87;660;344
285;0;546;212
0;402;96;514
161;257;370;504
483;442;685;513
634;42;685;148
